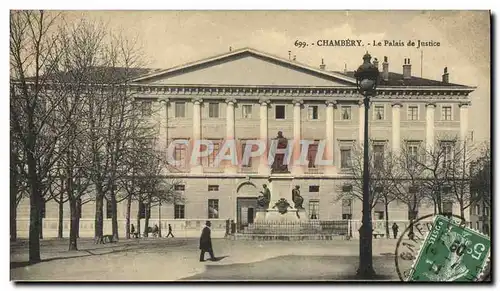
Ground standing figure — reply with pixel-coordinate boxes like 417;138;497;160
257;184;271;209
199;221;216;262
392;222;399;239
292;185;304;209
271;131;290;173
130;224;138;238
166;224;175;238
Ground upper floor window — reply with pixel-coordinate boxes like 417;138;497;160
242;105;252;119
308;105;319;120
440;141;454;168
175;102;186;118
307;141;319;168
174;204;185;219
373;143;385;169
275;105;286;119
209;103;219;118
202;141;221;167
341;106;352;120
408;105;419;121
340;148;352;169
373;105;385;120
141;101;152;116
442;106;452;121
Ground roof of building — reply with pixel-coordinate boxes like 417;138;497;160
17;47;472;89
336;70;467;87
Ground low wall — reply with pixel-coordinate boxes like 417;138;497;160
15;218;228;239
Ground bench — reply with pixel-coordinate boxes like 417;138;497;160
373;232;385;238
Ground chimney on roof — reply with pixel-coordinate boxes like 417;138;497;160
382;56;389;81
293;55;296;61
373;57;379;70
320;58;326;70
442;67;449;83
403;58;412;79
344;63;347;74
288;51;292;60
229;46;232;52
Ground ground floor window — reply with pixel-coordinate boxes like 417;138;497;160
308;200;319;219
442;201;453;217
139;201;151;219
208;199;219;219
342;199;352;220
174;204;185;219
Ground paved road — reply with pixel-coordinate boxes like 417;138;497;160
11;238;401;281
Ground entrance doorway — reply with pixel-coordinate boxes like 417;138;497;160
236;197;258;231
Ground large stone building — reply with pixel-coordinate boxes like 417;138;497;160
16;48;476;238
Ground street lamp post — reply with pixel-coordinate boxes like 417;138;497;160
354;52;379;278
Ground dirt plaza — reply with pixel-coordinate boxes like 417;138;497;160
11;237;402;281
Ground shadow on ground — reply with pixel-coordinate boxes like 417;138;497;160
10;238;192;270
182;255;399;281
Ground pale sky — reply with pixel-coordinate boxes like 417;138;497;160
66;10;490;142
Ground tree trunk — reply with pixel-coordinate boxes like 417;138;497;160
10;166;18;242
39;211;43;239
460;202;465;220
57;191;64;239
10;191;17;242
76;198;81;239
68;197;78;251
111;187;119;241
125;194;131;239
144;196;151;237
29;188;42;263
94;192;104;244
136;198;142;238
384;199;390;239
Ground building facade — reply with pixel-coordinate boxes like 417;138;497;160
16;48;476;238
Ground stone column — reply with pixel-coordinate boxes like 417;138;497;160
258;99;270;175
191;98;203;174
225;98;237;174
325;101;337;174
358;100;365;146
391;103;402;153
459;102;470;142
425;103;436;153
292;99;303;175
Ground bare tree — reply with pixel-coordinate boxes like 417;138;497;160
10;10;78;263
335;143;397;236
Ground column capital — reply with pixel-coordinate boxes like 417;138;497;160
158;97;170;105
292;99;303;106
459;101;471;108
225;98;237;105
325;100;338;107
192;98;203;105
358;99;365;107
425;102;436;108
391;102;402;108
259;98;270;106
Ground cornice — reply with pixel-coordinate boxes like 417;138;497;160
130;84;473;99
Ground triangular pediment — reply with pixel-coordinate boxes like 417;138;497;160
132;48;356;87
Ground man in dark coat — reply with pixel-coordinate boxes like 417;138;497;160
392;222;399;239
199;221;216;262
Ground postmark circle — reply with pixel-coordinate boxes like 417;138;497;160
394;213;467;281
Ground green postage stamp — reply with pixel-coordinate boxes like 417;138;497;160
407;215;491;282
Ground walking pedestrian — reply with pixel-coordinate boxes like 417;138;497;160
166;224;175;238
199;221;216;262
392;222;399;239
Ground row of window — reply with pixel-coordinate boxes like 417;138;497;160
172;184;320;193
140;101;455;121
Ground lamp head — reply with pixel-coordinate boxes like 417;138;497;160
354;53;380;96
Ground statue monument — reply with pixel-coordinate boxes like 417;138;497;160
271;131;290;174
292;185;304;210
257;184;271;209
